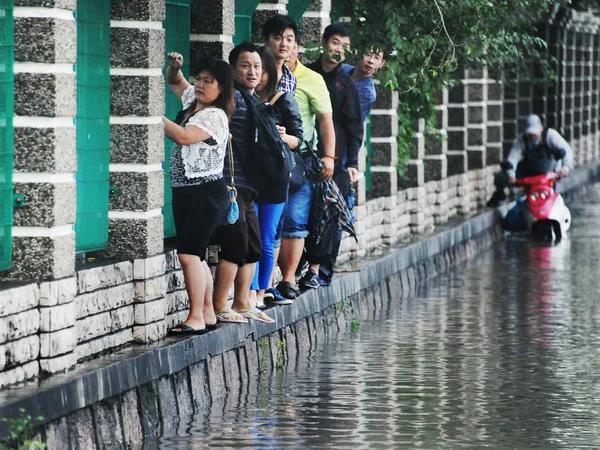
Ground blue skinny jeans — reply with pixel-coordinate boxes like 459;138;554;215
251;202;286;291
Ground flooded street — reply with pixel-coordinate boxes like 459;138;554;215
155;186;600;449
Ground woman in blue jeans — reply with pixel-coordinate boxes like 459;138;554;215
248;46;303;313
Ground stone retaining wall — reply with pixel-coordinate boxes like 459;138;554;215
0;199;508;446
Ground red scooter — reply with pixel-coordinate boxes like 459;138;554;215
516;172;571;241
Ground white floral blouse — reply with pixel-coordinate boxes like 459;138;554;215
169;85;229;187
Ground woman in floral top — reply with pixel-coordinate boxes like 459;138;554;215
163;53;234;335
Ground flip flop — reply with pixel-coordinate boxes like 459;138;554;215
239;307;275;324
216;309;248;324
167;323;209;336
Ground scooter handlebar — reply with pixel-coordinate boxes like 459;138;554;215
515;171;559;187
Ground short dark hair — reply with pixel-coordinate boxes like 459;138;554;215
261;14;298;41
189;58;234;120
323;23;351;43
228;41;259;67
372;35;392;58
256;46;278;100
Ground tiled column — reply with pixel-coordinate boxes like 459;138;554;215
110;1;167;342
252;1;288;42
297;0;330;45
577;28;593;164
564;29;576;164
190;0;234;62
424;89;449;225
8;2;78;375
485;80;504;202
399;118;428;234
465;68;489;208
593;32;600;161
486;81;503;166
446;80;470;216
370;86;398;199
502;69;519;162
6;2;77;281
369;87;399;243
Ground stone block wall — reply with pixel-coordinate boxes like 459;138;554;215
75;263;134;361
165;250;188;330
0;284;40;388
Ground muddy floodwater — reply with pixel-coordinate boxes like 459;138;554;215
153;186;600;449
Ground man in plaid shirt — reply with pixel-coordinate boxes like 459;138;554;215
262;14;297;95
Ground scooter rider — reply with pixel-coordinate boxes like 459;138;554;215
487;114;572;208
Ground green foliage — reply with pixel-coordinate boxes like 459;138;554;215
331;0;573;172
0;409;46;450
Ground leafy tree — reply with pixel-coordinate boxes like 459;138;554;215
330;0;587;173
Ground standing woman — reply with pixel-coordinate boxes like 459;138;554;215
163;53;234;334
248;46;303;311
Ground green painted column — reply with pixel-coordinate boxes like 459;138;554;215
163;0;193;238
234;0;261;45
0;0;13;271
75;0;111;252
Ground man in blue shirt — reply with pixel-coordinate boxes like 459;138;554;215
341;46;386;123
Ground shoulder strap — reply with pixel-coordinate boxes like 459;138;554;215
226;136;235;186
522;133;529;158
269;91;285;106
542;127;549;146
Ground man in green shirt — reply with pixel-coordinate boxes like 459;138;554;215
276;39;336;300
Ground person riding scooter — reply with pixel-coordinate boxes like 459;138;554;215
488;114;572;231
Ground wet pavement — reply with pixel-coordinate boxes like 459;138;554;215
153;185;600;449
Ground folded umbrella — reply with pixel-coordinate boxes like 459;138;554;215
310;178;358;246
299;141;358;246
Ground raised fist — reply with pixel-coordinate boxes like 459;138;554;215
167;52;183;70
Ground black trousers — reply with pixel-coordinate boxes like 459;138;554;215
305;169;350;282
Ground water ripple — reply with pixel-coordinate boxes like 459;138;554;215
153;186;600;449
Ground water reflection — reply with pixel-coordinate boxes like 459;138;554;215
153;186;600;449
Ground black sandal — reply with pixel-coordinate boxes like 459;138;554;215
168;323;209;336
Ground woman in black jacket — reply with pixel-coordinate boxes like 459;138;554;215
247;46;303;313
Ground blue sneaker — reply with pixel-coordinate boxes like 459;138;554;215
319;277;331;287
265;287;293;305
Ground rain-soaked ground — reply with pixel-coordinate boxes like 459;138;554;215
153;185;600;449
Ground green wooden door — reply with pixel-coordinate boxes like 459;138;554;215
234;0;260;45
75;0;111;253
0;0;13;271
163;0;192;238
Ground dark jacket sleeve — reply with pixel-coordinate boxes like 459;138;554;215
274;92;304;150
344;78;364;169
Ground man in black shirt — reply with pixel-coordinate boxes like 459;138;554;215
300;23;363;289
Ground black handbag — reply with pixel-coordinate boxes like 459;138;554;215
289;153;306;192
